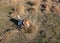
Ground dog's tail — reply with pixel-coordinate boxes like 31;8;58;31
17;15;21;19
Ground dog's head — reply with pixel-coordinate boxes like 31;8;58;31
23;19;30;27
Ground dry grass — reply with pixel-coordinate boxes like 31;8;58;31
51;5;60;14
0;0;60;43
45;0;52;13
17;4;25;15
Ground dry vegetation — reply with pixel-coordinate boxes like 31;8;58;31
0;0;60;43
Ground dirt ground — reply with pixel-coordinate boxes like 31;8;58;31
0;0;60;43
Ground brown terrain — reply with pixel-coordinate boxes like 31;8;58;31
0;0;60;43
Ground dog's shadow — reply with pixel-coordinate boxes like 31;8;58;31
8;16;18;26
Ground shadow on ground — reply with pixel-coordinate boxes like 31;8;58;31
8;16;18;26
